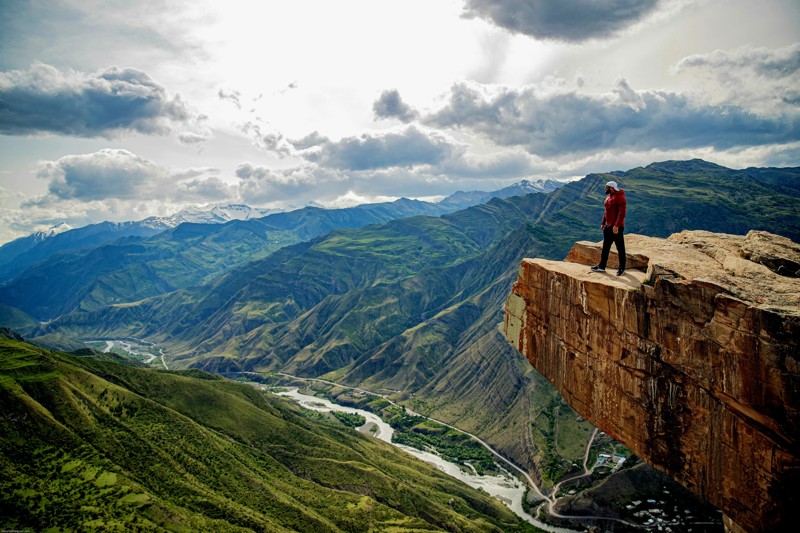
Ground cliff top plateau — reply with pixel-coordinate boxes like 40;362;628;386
564;229;800;314
504;230;799;533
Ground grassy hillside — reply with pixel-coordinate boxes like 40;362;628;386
0;335;537;532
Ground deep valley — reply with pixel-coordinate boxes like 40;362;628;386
2;159;799;531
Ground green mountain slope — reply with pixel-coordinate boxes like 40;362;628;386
0;335;536;532
0;304;37;332
0;221;166;284
34;192;554;354
0;199;454;320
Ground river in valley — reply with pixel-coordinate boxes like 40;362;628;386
275;388;577;533
85;338;168;369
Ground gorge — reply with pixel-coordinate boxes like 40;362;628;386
3;160;800;530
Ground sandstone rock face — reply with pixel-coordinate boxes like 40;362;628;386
504;230;800;532
564;240;650;270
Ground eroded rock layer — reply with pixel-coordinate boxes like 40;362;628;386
504;230;800;532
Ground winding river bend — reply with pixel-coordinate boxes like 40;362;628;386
87;337;169;369
274;387;577;533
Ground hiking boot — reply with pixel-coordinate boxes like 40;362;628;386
590;265;605;272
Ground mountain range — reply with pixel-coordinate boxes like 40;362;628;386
32;160;800;362
0;178;562;310
2;159;799;527
437;178;563;211
0;206;282;279
7;159;798;491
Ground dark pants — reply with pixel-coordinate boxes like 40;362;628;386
599;226;625;270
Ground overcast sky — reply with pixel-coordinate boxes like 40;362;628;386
1;0;799;243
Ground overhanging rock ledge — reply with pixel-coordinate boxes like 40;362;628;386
503;230;799;533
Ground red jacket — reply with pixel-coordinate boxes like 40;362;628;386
602;189;626;228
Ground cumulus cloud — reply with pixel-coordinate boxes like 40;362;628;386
0;63;193;137
218;88;242;109
177;113;212;145
1;196;206;246
303;126;462;170
34;149;164;202
235;161;446;206
462;0;662;42
2;151;242;244
676;43;800;113
29;149;233;205
236;162;345;203
678;43;800;80
230;123;555;205
229;119;565;208
290;131;330;150
234;138;550;207
241;121;295;156
176;176;233;201
422;80;799;157
373;89;418;123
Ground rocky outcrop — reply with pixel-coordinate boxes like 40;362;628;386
504;230;800;532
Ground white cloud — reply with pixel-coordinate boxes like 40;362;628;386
0;149;240;244
1;0;798;243
218;88;242;109
438;149;541;179
420;79;800;156
0;196;184;246
290;131;330;150
236;162;342;203
677;43;800;80
28;149;235;206
319;191;400;209
176;176;234;202
241;120;295;157
675;43;800;114
0;63;195;137
373;89;418;123
303;126;462;171
34;149;165;202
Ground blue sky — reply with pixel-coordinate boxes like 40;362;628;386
1;0;799;243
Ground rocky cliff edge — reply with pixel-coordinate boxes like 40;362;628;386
504;230;799;533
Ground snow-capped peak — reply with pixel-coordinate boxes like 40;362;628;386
141;204;282;228
511;178;562;193
30;222;73;241
208;204;275;221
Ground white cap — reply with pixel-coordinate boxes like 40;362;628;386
605;181;619;191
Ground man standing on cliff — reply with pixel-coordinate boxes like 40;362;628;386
591;180;627;276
